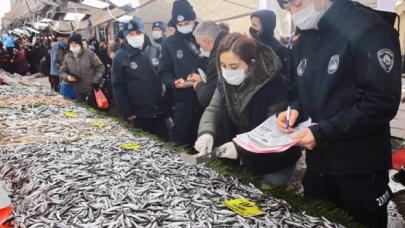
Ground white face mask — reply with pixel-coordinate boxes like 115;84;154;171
291;1;327;30
127;34;145;49
70;46;81;55
200;47;210;58
221;67;247;86
177;24;194;34
152;31;163;40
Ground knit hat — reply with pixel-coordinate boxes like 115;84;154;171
277;0;291;9
171;0;196;24
152;21;166;32
68;34;82;46
116;30;125;40
168;18;176;28
123;16;145;36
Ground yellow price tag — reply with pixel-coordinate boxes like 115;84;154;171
64;111;78;118
223;198;265;217
90;121;106;127
120;143;141;150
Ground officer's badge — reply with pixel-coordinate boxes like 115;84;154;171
297;59;307;77
328;55;340;75
176;50;184;59
130;61;138;70
177;15;185;22
155;23;159;27
378;49;394;73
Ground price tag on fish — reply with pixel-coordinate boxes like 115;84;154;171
90;121;106;127
120;143;141;150
223;198;265;217
64;111;78;118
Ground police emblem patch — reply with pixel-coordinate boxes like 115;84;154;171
297;59;307;77
130;61;138;70
378;49;394;73
177;15;185;22
176;50;184;59
328;55;339;75
155;23;159;27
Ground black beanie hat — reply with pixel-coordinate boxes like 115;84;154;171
277;0;291;9
68;34;82;46
117;30;125;40
168;18;176;28
152;21;166;32
171;0;196;24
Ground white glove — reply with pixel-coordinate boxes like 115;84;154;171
194;134;214;155
218;142;238;160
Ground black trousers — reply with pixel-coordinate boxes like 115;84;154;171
303;170;391;228
132;114;171;141
172;110;202;146
48;76;60;92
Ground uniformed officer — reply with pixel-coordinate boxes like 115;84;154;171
112;16;170;140
276;0;402;227
151;21;166;45
158;0;207;146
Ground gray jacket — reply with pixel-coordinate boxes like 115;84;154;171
60;49;105;99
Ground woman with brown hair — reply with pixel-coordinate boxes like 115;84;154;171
194;33;301;186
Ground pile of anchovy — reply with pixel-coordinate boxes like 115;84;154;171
0;139;343;228
0;105;133;146
0;69;344;227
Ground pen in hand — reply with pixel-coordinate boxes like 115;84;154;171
285;106;291;134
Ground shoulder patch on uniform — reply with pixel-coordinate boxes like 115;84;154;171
176;49;184;59
130;61;138;70
378;49;394;73
328;55;340;75
297;58;307;77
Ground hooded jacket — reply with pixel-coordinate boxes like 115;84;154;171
60;48;105;100
198;44;301;174
250;10;291;90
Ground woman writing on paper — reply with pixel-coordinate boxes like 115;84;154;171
194;33;301;186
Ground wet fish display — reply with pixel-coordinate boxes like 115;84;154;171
0;69;344;227
0;140;343;227
0;105;133;146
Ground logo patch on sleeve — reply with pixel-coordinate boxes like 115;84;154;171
130;61;138;70
378;49;394;73
176;50;184;59
297;58;307;77
328;55;340;75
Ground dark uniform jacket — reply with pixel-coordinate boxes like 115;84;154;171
195;31;227;108
290;0;402;175
112;42;162;119
158;31;207;112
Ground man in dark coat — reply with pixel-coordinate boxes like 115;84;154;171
277;0;402;227
189;20;227;108
112;17;170;140
158;0;207;146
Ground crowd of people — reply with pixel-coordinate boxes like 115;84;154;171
1;0;403;227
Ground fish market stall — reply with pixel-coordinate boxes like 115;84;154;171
0;70;344;227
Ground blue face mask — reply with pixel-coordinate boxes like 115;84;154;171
58;40;68;49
